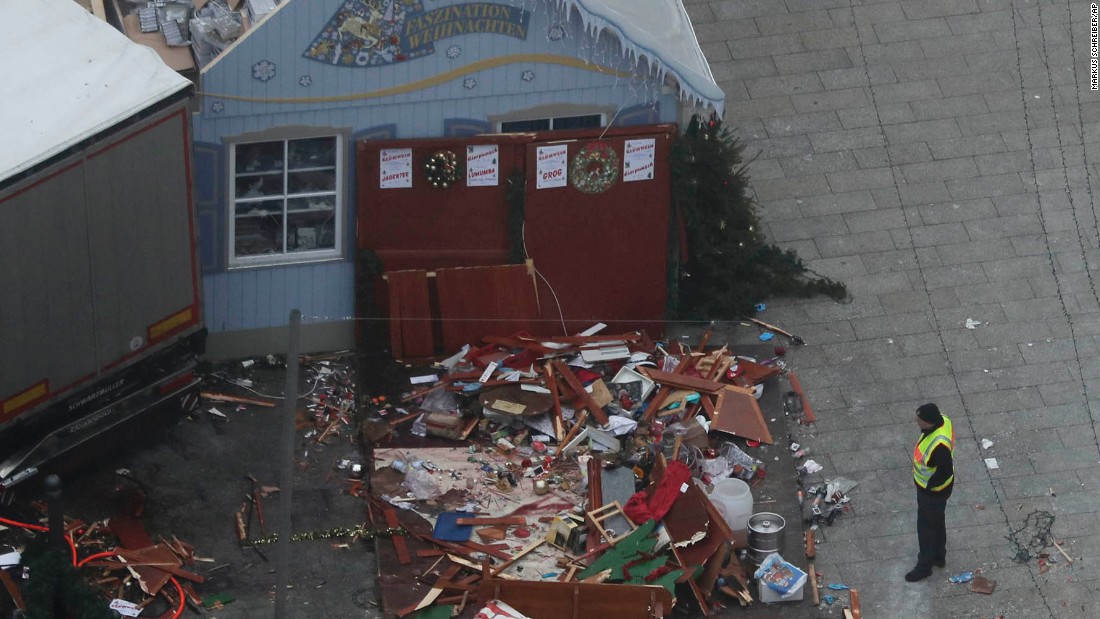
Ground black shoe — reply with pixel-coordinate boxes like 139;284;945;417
933;558;946;568
905;566;932;582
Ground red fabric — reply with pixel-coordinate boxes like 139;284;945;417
624;491;654;524
575;368;602;383
623;461;693;525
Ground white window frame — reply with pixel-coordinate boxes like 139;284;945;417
496;113;605;133
490;103;615;134
227;134;345;268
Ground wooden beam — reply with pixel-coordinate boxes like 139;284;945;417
89;0;107;21
455;516;526;526
383;508;411;565
551;361;609;425
544;363;564;441
489;539;545;577
200;392;277;408
643;355;697;424
638;369;725;395
788;371;816;423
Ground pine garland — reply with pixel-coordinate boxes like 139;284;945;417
671;115;847;319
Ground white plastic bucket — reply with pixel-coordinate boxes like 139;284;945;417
710;477;753;532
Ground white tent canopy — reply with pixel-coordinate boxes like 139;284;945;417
0;0;191;184
557;0;725;116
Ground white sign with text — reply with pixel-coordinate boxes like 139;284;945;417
467;144;499;186
536;144;568;189
623;138;656;182
380;148;413;188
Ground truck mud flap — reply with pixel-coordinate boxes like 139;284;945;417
0;371;202;489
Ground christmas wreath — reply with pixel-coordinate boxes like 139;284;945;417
424;150;460;188
569;142;620;194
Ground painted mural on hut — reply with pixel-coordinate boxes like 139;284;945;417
304;0;530;67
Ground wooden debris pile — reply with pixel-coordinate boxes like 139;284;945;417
365;325;802;617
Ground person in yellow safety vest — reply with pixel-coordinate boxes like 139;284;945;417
905;403;955;582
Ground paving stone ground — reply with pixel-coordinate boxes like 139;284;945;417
681;0;1100;616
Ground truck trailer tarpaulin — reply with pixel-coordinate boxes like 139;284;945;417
0;0;204;488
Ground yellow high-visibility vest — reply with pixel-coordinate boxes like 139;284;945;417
913;415;954;491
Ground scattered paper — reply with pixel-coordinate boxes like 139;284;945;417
604;415;638;436
410;374;439;385
800;460;824;474
984;457;999;470
478;362;498;383
576;322;607;336
207;407;226;418
981;438;994;450
965;318;982;329
110;600;142;617
0;550;20;568
491;400;526;415
439;345;470;370
476;599;532;619
567;355;594;368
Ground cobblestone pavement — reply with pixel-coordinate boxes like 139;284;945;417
680;0;1100;616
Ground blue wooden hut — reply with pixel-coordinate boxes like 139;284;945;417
190;0;723;356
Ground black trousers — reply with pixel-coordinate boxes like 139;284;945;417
916;489;949;567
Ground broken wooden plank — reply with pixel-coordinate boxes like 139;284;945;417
474;527;507;542
543;363;565;441
0;568;24;610
787;371;816;423
731;357;781;387
383;508;412;565
744;316;805;344
554;410;589;462
643;356;697;424
489;539;545;577
849;588;862;618
386;269;435;359
639;368;725;395
550;361;610;425
456;516;526;527
477;578;673;618
199;392;277;408
711;386;774;445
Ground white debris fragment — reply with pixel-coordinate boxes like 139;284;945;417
965;318;982;329
981;439;994;450
984;458;999;470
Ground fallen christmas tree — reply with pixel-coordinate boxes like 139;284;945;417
670;115;848;320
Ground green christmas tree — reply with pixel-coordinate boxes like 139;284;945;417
670;115;847;319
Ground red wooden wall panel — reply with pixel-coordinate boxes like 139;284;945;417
523;131;673;336
359;125;675;353
385;269;434;359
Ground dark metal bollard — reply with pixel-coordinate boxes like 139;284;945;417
44;474;65;555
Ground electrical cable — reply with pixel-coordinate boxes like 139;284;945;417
522;217;569;336
204;371;322;400
168;576;186;619
76;550;117;568
0;515;78;566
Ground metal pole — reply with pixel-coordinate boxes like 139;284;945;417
274;310;300;618
44;474;64;554
45;474;65;619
